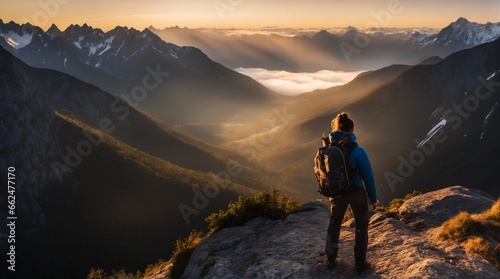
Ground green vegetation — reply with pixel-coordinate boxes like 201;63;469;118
86;187;298;279
84;183;299;279
341;190;423;224
86;268;107;279
206;186;300;232
67;109;244;279
438;198;500;268
376;190;422;217
343;207;355;223
170;230;206;279
142;259;170;278
56;113;252;196
168;186;300;278
86;259;173;279
86;268;141;279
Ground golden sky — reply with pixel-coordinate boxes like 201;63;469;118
1;0;499;31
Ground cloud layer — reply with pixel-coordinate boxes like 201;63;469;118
209;27;439;37
235;68;365;96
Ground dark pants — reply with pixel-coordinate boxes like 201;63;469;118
326;187;369;267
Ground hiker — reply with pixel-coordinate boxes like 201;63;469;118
325;112;378;274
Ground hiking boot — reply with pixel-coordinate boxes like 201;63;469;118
326;259;336;269
355;262;371;274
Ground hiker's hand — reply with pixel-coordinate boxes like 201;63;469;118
371;200;379;210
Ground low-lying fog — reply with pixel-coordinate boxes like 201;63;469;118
235;68;365;96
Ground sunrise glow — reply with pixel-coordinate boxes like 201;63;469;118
1;0;498;31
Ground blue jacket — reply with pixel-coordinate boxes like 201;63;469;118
329;131;377;203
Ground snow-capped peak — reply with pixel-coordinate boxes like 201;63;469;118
434;17;500;47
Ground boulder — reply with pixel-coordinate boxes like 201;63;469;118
398;186;494;227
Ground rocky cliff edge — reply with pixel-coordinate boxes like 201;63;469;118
148;186;499;279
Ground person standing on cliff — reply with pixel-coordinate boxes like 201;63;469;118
325;112;378;274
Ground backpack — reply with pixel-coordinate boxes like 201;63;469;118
314;134;358;197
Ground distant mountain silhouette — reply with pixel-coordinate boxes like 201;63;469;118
150;18;500;72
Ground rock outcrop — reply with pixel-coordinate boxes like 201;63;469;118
398;186;495;227
152;186;500;279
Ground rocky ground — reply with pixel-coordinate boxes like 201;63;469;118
147;186;499;279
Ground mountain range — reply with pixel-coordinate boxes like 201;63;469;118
0;19;278;125
150;17;500;72
0;17;499;278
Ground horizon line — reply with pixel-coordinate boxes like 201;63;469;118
1;16;497;34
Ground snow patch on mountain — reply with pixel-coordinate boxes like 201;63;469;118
88;45;99;56
487;70;499;81
0;31;32;49
72;41;82;49
98;44;112;56
481;100;498;139
52;24;189;68
114;41;125;56
417;119;447;148
484;106;495;125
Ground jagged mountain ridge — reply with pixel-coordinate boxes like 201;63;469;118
0;19;278;124
411;17;500;61
150;18;500;72
432;17;500;48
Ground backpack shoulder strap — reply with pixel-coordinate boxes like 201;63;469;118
339;134;358;153
346;141;358;153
